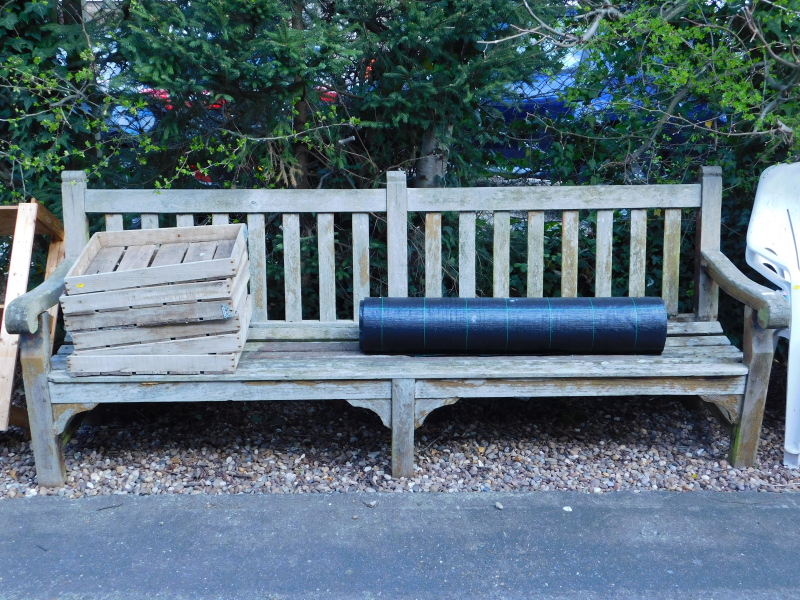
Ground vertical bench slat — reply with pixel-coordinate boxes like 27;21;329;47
561;210;579;297
595;209;614;297
283;213;302;322
629;209;647;297
176;214;194;227
247;213;268;321
662;208;682;316
212;214;229;225
425;212;442;298
318;213;337;321
493;211;510;297
696;166;722;320
527;211;544;297
105;214;123;232
61;171;89;258
141;214;159;230
458;211;476;297
352;213;370;321
387;172;408;297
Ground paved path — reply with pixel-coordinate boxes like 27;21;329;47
1;491;799;599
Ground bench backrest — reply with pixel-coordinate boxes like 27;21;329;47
60;167;722;339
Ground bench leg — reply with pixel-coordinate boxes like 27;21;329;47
729;307;775;468
391;379;415;478
19;314;66;487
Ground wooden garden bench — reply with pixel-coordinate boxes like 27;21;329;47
6;167;790;487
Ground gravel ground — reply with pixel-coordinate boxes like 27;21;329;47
3;374;800;498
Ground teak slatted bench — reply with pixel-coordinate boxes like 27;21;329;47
6;168;790;486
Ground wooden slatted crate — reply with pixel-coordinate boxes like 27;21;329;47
61;224;251;375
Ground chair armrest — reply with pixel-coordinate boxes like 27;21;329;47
5;258;75;335
701;250;790;329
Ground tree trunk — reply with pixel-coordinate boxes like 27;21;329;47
413;125;452;188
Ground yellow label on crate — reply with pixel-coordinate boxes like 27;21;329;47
794;285;800;290
76;283;84;288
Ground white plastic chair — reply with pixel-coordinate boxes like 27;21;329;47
746;162;800;467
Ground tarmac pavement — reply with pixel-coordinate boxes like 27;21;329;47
1;491;799;599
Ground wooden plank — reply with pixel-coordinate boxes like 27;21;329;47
176;214;194;228
283;213;302;322
212;214;229;225
116;244;157;271
667;320;723;335
68;353;239;375
151;243;188;267
105;214;124;232
458;211;476;297
561;211;579;298
247;213;268;321
425;212;442;298
140;214;159;229
183;241;218;264
493;211;510;297
662;208;682;315
352;213;370;320
88;224;243;249
416;376;745;399
0;204;63;239
50;379;392;404
391;378;415;478
62;171;90;258
20;314;66;485
84;246;125;275
71;296;249;350
729;307;775;467
213;238;235;260
44;237;66;347
0;203;37;429
86;188;387;214
629;209;647;297
77;331;245;356
386;171;408;297
695;166;723;320
664;335;733;347
318;213;337;321
595;209;613;297
527;211;544;298
407;184;702;212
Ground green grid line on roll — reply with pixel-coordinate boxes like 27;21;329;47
589;297;595;352
631;297;639;351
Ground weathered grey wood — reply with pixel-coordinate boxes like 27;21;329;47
77;331;244;356
283;213;302;322
61;171;89;258
83;223;244;249
416;376;745;399
212;214;229;225
116;244;157;271
729;307;776;467
183;241;218;264
318;213;337;321
52;403;98;435
86;188;387;214
406;184;702;211
5;259;75;336
51;380;392;404
176;214;194;228
561;211;579;298
595;210;613;297
527;211;544;298
664;335;733;347
352;213;370;320
213;239;235;259
493;211;510;297
84;246;125;275
150;243;188;267
425;212;442;298
249;320;360;341
68;353;240;375
701;249;790;329
696;166;722;320
386;172;408;297
629;209;647;297
247;213;268;321
391;378;415;478
415;398;459;428
662;209;681;315
668;320;723;335
141;214;159;230
105;214;124;232
346;399;391;428
19;314;66;486
700;395;742;425
458;211;476;297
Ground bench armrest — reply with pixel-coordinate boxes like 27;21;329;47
5;258;75;335
701;249;790;329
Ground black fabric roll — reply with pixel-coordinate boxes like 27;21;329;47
359;297;667;355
